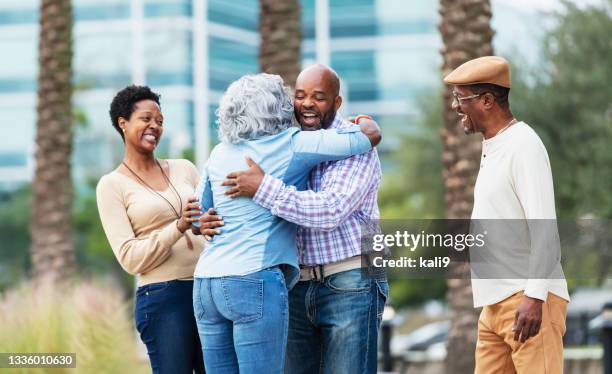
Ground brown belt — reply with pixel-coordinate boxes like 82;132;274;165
299;255;364;282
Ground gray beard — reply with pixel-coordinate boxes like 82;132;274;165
464;127;475;135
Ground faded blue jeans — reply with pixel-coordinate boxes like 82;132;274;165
285;268;389;374
193;266;288;374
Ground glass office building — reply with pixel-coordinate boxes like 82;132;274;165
302;0;441;153
0;0;542;190
0;0;260;190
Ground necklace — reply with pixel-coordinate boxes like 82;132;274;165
122;159;194;250
481;118;518;165
494;118;518;137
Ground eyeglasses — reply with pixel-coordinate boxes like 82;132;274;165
452;92;483;104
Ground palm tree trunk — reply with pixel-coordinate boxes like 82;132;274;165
438;0;495;372
259;0;302;87
31;0;76;284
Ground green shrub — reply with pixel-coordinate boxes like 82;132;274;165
0;280;149;374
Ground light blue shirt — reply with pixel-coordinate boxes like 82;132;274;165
193;125;372;288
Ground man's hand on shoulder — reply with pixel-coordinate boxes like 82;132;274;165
221;156;265;198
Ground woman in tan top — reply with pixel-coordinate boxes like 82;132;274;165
96;85;205;374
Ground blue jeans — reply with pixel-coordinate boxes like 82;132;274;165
193;266;289;374
135;280;205;374
285;268;388;374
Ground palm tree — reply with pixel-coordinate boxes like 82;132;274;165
259;0;302;86
30;0;76;283
438;0;495;372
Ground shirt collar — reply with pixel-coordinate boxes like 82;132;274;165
327;112;346;130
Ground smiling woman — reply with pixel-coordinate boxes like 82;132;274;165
95;85;206;374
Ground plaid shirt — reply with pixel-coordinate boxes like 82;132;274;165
253;113;381;266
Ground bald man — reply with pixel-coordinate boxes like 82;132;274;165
215;64;387;373
294;64;342;131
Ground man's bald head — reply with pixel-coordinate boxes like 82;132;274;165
296;64;340;96
294;64;343;130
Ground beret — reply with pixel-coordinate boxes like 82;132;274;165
443;56;511;88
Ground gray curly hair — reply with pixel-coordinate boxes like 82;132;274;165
217;73;296;144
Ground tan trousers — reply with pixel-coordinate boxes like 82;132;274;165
475;292;568;374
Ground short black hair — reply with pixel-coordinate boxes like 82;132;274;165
109;85;161;141
467;83;510;108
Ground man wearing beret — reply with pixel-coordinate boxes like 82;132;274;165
444;56;570;374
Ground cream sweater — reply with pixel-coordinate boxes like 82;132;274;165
96;159;205;286
471;122;569;307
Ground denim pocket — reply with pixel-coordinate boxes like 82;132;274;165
326;269;371;293
193;279;206;321
375;279;389;320
134;293;150;332
221;276;264;323
141;281;170;296
265;267;287;288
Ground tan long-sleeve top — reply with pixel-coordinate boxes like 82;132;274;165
96;159;205;286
